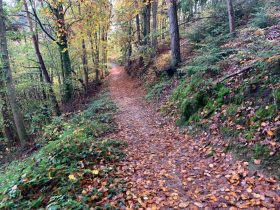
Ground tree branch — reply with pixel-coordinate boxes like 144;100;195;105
28;0;56;42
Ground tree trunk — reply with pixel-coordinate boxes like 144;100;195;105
78;3;89;89
127;21;133;66
142;0;151;45
161;0;166;40
0;79;17;143
136;14;141;44
81;39;89;89
226;0;235;34
0;0;28;145
101;27;108;78
59;43;73;102
23;0;60;116
152;0;158;56
167;0;181;67
55;4;73;103
135;14;144;66
90;33;99;82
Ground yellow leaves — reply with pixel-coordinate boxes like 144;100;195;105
170;192;179;200
206;194;218;203
61;48;68;53
267;130;274;137
91;169;99;175
151;204;158;210
227;173;240;185
68;174;77;181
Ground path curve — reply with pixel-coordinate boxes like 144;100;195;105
107;65;280;209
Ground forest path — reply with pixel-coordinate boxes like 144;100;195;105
106;65;280;209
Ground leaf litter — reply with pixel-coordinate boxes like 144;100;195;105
107;65;280;209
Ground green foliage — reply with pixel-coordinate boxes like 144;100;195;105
249;7;277;29
274;89;280;110
145;77;171;101
253;144;270;159
175;80;230;123
0;93;124;209
252;105;276;122
226;104;238;116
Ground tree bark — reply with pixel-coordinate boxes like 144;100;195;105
152;0;158;56
81;39;89;89
89;32;99;82
0;0;28;145
32;2;73;103
59;43;73;102
226;0;235;34
23;0;60;116
0;77;17;143
167;0;181;67
142;0;151;45
78;3;89;90
161;0;166;40
136;14;141;44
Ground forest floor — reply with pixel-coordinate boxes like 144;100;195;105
106;64;280;209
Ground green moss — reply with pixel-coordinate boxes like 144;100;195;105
221;127;240;138
226;104;238;116
252;105;276;121
181;99;199;120
253;144;270;159
274;89;280;110
244;125;258;141
145;78;171;102
215;84;230;103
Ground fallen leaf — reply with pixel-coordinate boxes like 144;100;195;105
267;130;274;137
254;159;261;165
179;202;189;208
68;174;77;181
92;170;99;175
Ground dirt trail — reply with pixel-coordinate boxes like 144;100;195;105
107;65;280;209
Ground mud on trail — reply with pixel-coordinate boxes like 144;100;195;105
106;65;280;209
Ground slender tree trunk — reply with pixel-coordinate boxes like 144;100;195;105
0;0;28;145
127;21;133;66
147;1;151;38
136;14;141;44
142;0;151;45
226;0;235;34
187;0;194;22
161;0;166;40
152;0;158;56
167;0;181;67
23;0;60;115
78;3;89;89
90;33;99;82
136;13;144;66
101;27;108;77
81;39;89;89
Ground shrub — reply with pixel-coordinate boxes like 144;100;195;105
0;93;125;209
249;7;277;28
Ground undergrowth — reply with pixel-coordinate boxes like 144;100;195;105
146;0;280;177
0;92;126;209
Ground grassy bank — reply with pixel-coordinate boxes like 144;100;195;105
0;92;126;209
